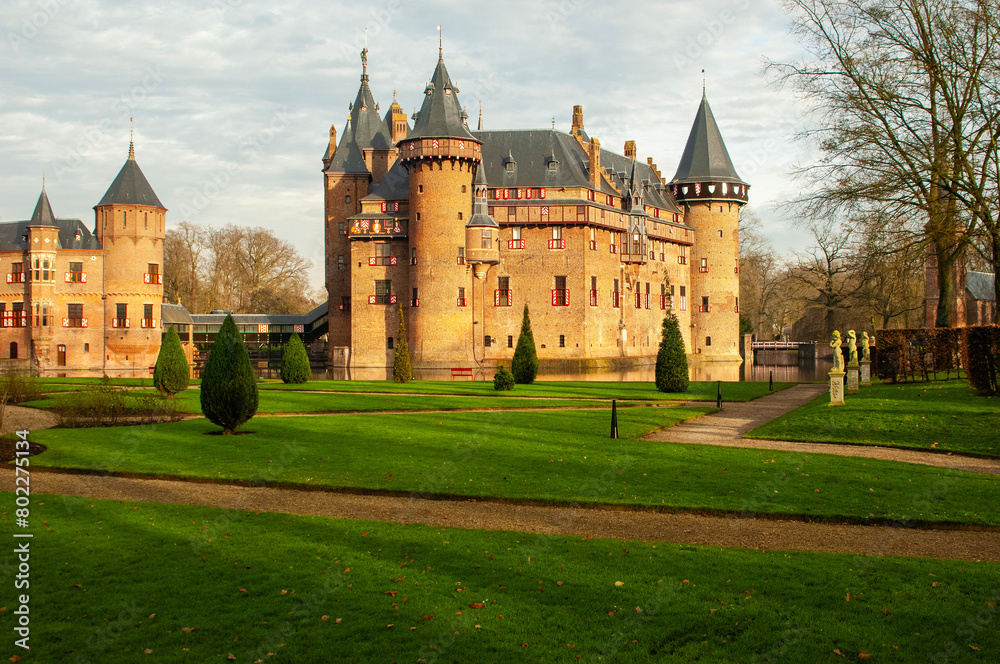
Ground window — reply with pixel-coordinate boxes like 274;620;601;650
457;287;467;307
590;276;598;306
735;297;740;314
337;255;345;271
33;303;50;327
114;303;129;328
509;227;524;250
32;257;53;282
680;286;687;311
67;261;85;283
678;246;688;265
145;263;162;285
552;276;569;306
372;243;395;266
418;185;424;193
66;303;84;328
612;278;620;308
9;342;16;359
57;344;66;367
508;335;513;348
142;303;155;329
411;247;418;265
718;230;723;238
496;276;511;307
481;229;492;249
412;287;419;307
484;335;491;348
549;226;565;249
144;212;148;229
700;257;709;273
375;280;392;305
340;295;351;312
345;195;351;204
338;221;346;235
462;185;467;193
589;228;597;251
706;336;713;347
559;334;566;347
660;284;668;310
701;296;711;313
10;262;24;283
610;233;618;254
457;247;466;265
84;343;89;352
458;212;463;221
11;302;24;328
387;337;394;349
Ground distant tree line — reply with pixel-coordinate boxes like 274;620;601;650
164;221;318;315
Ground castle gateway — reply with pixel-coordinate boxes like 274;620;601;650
324;49;747;372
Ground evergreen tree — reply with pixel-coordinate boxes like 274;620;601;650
655;310;689;393
511;304;539;384
200;314;258;434
153;325;190;397
493;364;515;391
392;303;412;383
279;333;310;384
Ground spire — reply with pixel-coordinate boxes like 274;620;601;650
129;117;135;159
478;101;483;131
670;94;745;186
30;184;57;226
467;164;498;229
406;52;478;142
437;25;442;59
97;141;165;208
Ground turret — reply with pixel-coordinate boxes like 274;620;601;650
465;164;499;279
669;93;748;361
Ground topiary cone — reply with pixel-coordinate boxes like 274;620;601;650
153;324;190;397
280;332;310;384
200;314;259;434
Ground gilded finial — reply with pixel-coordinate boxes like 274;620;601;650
437;25;442;58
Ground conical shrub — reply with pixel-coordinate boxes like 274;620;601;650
511;304;539;384
393;303;412;383
153;324;190;397
655;310;689;393
200;314;258;434
280;333;310;384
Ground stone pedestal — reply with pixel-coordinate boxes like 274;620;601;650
860;360;871;386
829;370;846;406
847;364;860;394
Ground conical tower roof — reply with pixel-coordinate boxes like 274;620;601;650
466;164;498;229
30;185;58;226
325;49;394;174
408;54;477;142
671;95;745;185
97;142;164;208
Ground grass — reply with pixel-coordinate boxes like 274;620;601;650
254;379;795;401
748;380;1000;458
24;389;632;415
27;408;1000;525
8;493;999;663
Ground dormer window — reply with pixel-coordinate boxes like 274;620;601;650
505;161;515;172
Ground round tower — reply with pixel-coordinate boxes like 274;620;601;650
94;139;166;375
670;94;749;362
399;50;482;367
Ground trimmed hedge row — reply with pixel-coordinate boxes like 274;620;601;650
964;326;1000;395
874;325;999;394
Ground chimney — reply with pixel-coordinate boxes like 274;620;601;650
624;141;636;159
589;137;601;188
571;105;584;136
647;156;662;181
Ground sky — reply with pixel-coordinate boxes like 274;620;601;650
0;0;816;294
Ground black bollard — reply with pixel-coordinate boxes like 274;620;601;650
769;370;773;392
716;380;722;408
610;399;618;439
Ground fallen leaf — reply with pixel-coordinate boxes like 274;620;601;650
280;590;288;595
145;650;153;655
10;657;20;662
321;616;329;621
227;655;235;661
469;603;485;609
148;614;155;620
932;582;940;587
335;618;342;624
180;627;199;632
614;581;624;587
710;609;717;614
386;624;394;628
423;615;435;620
834;649;844;657
859;652;871;660
72;584;82;588
557;581;564;586
521;642;529;648
385;591;398;596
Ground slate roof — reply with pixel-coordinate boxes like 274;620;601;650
967;271;997;302
30;187;57;226
670;95;746;185
97;145;165;208
189;300;328;327
325;64;401;174
162;303;194;326
0;218;102;252
407;55;476;142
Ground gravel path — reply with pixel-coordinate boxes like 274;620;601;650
13;468;999;562
8;383;998;562
644;384;1000;475
1;404;59;434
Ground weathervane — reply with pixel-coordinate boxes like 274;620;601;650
438;25;442;57
702;69;706;96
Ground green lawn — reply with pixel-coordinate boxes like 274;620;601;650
255;379;794;401
27;409;1000;525
24;389;634;415
7;493;998;663
748;380;1000;457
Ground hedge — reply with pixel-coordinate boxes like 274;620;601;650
963;325;1000;395
873;328;964;383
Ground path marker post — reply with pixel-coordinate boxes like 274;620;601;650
610;399;618;439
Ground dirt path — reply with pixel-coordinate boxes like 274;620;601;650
645;384;1000;475
12;468;999;562
1;404;59;435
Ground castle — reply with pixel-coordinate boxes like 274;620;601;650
323;48;748;373
0;143;166;377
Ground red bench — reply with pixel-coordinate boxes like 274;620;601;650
450;367;474;381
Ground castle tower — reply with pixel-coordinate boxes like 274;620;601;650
670;94;748;361
94;139;166;374
399;49;482;367
25;185;60;373
324;48;405;352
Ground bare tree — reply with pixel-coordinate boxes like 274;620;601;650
164;221;205;311
788;220;858;338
